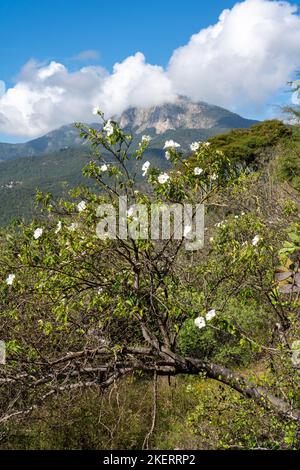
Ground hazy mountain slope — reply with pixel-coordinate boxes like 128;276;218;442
0;146;170;226
0;147;90;225
0;125;88;161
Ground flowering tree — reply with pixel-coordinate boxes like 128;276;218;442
0;112;300;438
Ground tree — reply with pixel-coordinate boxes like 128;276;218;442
0;113;300;445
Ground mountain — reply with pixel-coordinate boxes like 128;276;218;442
0;97;257;161
118;96;257;135
0;97;259;225
0;125;85;162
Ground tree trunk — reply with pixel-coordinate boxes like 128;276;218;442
177;356;300;424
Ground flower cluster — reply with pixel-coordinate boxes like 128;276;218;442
33;228;43;240
6;273;15;286
163;140;180;150
194;167;203;176
77;200;87;212
158;173;170;184
141;135;151;144
100;164;108;172
190;142;201;152
194;309;216;330
252;235;260;246
92;106;101;116
103;120;114;137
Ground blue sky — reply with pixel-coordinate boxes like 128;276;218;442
0;0;243;85
1;0;300;142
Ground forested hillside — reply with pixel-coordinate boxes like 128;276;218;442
0;119;294;226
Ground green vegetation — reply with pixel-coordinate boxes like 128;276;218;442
275;126;300;191
0;140;168;226
208;119;293;165
0;147;90;225
0;113;300;450
0;119;296;227
2;378;296;450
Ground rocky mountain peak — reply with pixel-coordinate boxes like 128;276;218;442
117;96;257;134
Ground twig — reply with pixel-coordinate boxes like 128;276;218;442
143;370;158;450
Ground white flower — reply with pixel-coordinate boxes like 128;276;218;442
204;142;211;147
252;235;260;246
6;274;15;286
206;309;216;321
183;225;192;237
210;237;214;243
158;173;170;184
55;221;62;234
68;223;78;232
241;211;245;216
103;119;114;137
92;106;100;115
165;150;171;160
142;161;150;176
141;135;151;144
190;142;201;152
234;215;239;219
34;228;43;239
77;200;87;212
195;316;206;330
100;164;108;172
164;140;180;150
211;173;218;181
194;167;203;176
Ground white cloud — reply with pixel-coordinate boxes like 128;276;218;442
98;52;175;116
168;0;300;111
0;60;108;137
0;54;175;137
0;0;300;138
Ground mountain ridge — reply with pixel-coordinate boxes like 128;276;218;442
118;96;258;134
0;97;258;161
